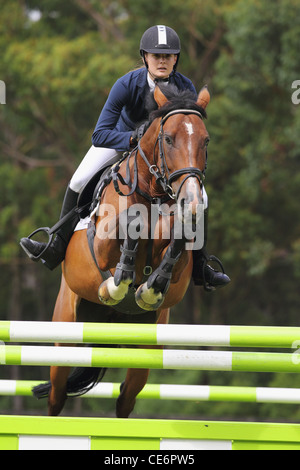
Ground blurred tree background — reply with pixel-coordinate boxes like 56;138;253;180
0;0;300;420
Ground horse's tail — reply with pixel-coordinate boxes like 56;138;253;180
32;345;115;399
32;367;107;399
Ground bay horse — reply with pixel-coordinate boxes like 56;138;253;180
33;84;211;418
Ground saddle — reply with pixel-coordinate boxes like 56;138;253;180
77;165;112;219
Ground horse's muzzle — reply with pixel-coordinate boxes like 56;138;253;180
177;177;204;225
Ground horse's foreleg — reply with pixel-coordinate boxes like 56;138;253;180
135;237;185;311
48;273;79;416
98;237;138;306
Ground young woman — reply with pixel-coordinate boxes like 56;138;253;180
20;25;230;290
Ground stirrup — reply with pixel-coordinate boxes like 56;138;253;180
21;227;54;262
202;254;226;292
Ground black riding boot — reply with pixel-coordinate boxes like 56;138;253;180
192;209;230;291
20;185;79;270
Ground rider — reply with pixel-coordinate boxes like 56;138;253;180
20;25;230;291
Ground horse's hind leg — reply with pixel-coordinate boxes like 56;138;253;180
48;274;79;416
116;309;170;418
49;365;72;416
116;366;150;418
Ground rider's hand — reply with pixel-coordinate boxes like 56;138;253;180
131;121;150;146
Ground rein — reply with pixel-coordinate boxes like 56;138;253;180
112;108;206;206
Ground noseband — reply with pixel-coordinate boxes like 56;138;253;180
138;108;206;201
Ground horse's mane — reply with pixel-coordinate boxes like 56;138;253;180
147;84;207;124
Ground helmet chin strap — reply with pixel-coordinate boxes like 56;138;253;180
154;77;170;83
148;69;170;83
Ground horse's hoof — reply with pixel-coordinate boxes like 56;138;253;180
98;283;121;305
135;284;164;311
98;277;129;306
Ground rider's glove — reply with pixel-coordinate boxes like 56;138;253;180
131;121;150;147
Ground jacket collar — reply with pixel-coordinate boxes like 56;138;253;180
137;67;177;89
136;67;148;88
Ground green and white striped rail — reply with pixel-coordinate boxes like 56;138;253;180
1;415;300;450
2;322;300;451
1;321;300;347
2;380;300;404
1;344;300;372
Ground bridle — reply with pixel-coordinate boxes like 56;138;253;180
112;108;207;205
139;108;206;202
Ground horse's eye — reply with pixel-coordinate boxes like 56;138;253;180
205;137;210;147
164;135;173;146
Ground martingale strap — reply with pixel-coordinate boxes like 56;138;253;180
112;145;171;205
111;149;138;197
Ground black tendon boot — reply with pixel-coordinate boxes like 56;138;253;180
20;185;79;270
192;209;230;291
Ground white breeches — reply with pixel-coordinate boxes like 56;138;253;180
70;146;122;193
69;145;208;209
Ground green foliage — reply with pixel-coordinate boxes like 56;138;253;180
1;0;300;420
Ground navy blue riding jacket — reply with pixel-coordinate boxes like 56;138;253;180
92;67;197;152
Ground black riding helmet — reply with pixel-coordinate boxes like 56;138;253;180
140;25;181;71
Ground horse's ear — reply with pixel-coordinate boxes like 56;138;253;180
154;86;169;108
197;85;210;109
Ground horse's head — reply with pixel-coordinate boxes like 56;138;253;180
146;85;210;227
